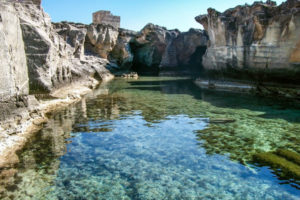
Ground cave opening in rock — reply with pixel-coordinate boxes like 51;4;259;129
188;45;207;76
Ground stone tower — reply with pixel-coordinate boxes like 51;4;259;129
92;10;120;29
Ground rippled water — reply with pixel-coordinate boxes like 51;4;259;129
1;77;300;200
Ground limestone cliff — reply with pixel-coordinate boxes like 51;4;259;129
0;3;29;101
0;1;114;123
53;22;87;59
85;24;119;59
130;24;169;74
109;28;137;69
53;22;136;70
130;24;208;74
13;2;112;92
0;0;115;168
195;0;300;84
160;29;208;72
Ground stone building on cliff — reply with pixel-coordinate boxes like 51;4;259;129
92;10;120;29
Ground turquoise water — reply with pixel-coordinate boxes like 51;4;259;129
0;77;300;199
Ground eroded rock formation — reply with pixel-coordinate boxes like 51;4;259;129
53;22;136;71
53;22;87;59
109;28;137;69
160;29;208;73
85;24;119;59
195;0;300;84
13;3;113;93
130;24;169;74
130;24;208;74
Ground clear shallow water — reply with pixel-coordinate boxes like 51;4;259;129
0;77;300;199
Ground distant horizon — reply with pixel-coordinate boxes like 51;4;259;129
42;0;286;32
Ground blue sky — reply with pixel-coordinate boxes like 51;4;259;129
42;0;285;31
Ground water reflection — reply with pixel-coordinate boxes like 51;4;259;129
0;106;78;199
0;77;299;199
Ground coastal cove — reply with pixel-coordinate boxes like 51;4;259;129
0;77;300;199
0;0;300;199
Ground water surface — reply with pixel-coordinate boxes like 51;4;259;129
0;77;300;200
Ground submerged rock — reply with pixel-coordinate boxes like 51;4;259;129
209;118;236;124
276;149;300;165
253;150;300;180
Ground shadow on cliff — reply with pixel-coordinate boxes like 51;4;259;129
125;78;300;123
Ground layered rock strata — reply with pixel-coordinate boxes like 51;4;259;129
195;0;300;85
85;24;119;59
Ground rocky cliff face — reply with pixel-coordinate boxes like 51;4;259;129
53;22;87;59
130;24;208;74
54;22;209;75
196;0;300;84
16;3;75;92
109;28;137;70
0;3;29;101
14;2;112;93
85;24;119;59
53;22;136;71
160;29;208;73
0;0;114;120
0;0;115;168
130;24;169;74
